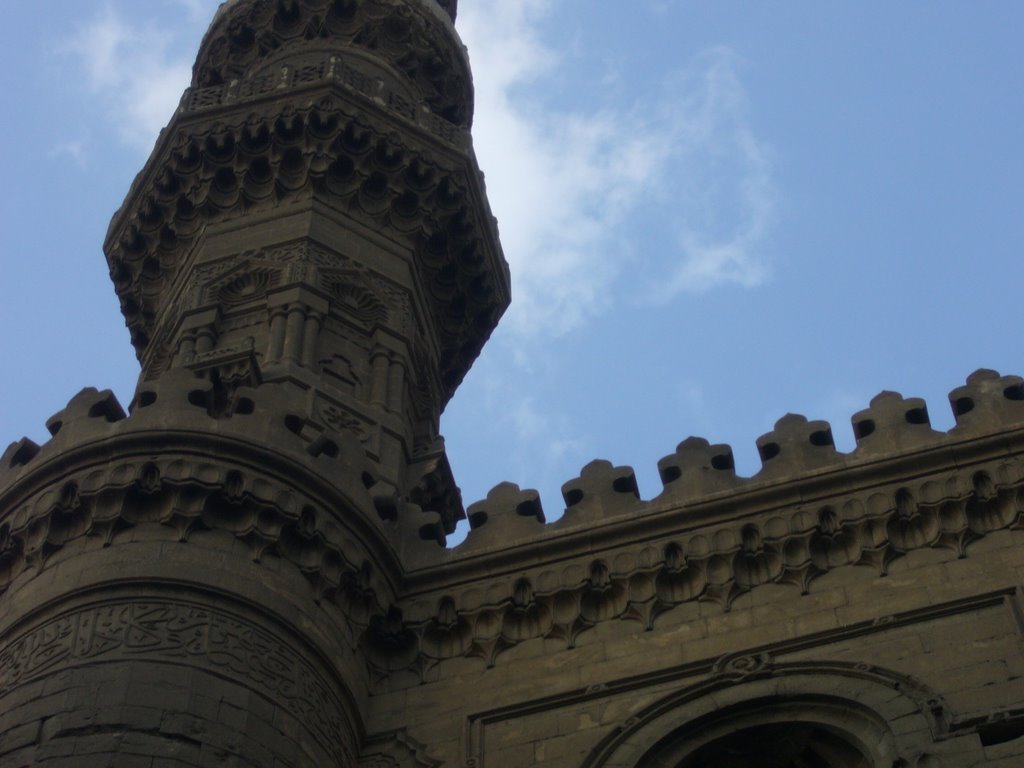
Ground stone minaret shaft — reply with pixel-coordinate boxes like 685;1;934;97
108;0;507;528
0;1;507;765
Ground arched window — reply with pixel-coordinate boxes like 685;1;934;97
674;722;869;768
637;697;874;768
582;663;968;768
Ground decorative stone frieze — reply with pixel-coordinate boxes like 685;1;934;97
358;730;442;767
194;0;471;125
380;373;1024;675
0;598;359;766
4;373;1024;684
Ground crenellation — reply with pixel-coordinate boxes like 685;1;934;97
755;413;843;478
0;439;41;483
445;370;1024;548
388;440;1024;674
656;436;743;500
949;369;1024;433
44;388;127;437
460;482;545;551
556;460;643;525
5;370;1022;579
851;390;943;455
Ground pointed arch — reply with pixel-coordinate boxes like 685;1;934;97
583;661;973;767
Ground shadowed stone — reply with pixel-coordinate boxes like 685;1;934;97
461;482;545;550
557;459;642;524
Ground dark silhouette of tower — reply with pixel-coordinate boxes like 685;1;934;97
1;2;1023;766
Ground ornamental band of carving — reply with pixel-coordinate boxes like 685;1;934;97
0;599;355;765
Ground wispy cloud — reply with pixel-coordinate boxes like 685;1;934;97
651;49;776;299
512;398;585;468
459;3;777;337
58;1;774;318
59;4;208;151
48;136;90;169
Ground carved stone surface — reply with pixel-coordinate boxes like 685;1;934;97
391;449;1024;675
0;599;356;765
359;730;442;768
108;92;507;397
195;0;471;125
3;1;1024;766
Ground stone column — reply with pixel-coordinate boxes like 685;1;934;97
266;287;330;370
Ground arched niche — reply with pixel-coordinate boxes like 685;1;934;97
638;696;878;767
583;662;971;768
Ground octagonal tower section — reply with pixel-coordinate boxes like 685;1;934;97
111;0;505;536
0;1;507;765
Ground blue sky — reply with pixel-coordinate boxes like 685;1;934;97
1;1;1021;541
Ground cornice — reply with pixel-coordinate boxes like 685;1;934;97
414;428;1024;586
179;48;470;148
412;370;1024;577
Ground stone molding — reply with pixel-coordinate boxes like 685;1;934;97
182;239;416;343
182;49;467;146
0;385;417;624
384;372;1024;676
359;730;442;768
582;663;948;768
452;370;1024;557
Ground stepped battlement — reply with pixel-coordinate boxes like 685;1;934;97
454;369;1024;552
3;370;1021;565
3;367;1021;674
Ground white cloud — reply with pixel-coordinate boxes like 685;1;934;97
511;398;584;465
58;1;774;329
458;4;776;337
60;4;203;151
651;49;776;299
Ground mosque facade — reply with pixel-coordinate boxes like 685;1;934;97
1;1;1022;765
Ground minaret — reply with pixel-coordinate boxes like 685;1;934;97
0;0;506;765
112;0;506;534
